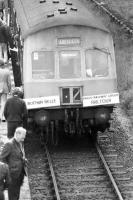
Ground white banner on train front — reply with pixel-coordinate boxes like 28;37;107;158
24;96;60;109
83;93;119;107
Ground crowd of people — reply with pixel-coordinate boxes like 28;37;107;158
0;79;28;200
0;86;28;200
0;3;28;199
0;0;17;122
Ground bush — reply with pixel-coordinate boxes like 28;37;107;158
120;88;133;116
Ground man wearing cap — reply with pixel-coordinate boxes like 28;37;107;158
0;60;11;121
4;87;28;138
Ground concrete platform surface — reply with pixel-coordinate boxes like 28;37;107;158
0;122;31;200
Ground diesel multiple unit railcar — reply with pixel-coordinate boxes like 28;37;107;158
13;0;119;145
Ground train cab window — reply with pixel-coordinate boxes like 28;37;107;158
32;51;55;79
85;49;109;78
59;51;81;79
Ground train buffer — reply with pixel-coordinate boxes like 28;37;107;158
0;122;31;200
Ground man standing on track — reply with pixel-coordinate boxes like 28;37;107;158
0;127;27;200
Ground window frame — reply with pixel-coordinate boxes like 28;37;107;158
85;48;110;79
31;50;55;80
58;50;82;79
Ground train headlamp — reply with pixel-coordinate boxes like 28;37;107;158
34;110;49;126
95;108;110;125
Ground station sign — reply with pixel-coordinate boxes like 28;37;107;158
24;96;60;109
57;37;80;46
83;93;119;107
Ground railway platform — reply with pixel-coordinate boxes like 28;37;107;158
0;122;31;200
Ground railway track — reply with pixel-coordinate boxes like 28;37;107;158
26;130;133;200
50;140;122;200
98;132;133;199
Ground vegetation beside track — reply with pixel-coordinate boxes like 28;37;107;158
106;106;133;178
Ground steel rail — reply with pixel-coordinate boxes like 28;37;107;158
95;143;124;200
44;144;61;200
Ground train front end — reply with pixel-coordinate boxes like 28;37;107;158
23;24;119;144
13;0;119;144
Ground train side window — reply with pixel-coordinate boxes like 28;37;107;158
85;49;109;78
59;51;81;79
32;51;55;79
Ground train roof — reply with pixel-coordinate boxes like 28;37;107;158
14;0;109;38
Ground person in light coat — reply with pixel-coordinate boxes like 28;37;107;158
0;60;11;121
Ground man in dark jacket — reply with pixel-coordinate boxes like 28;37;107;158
0;127;27;200
0;161;10;200
4;87;28;138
